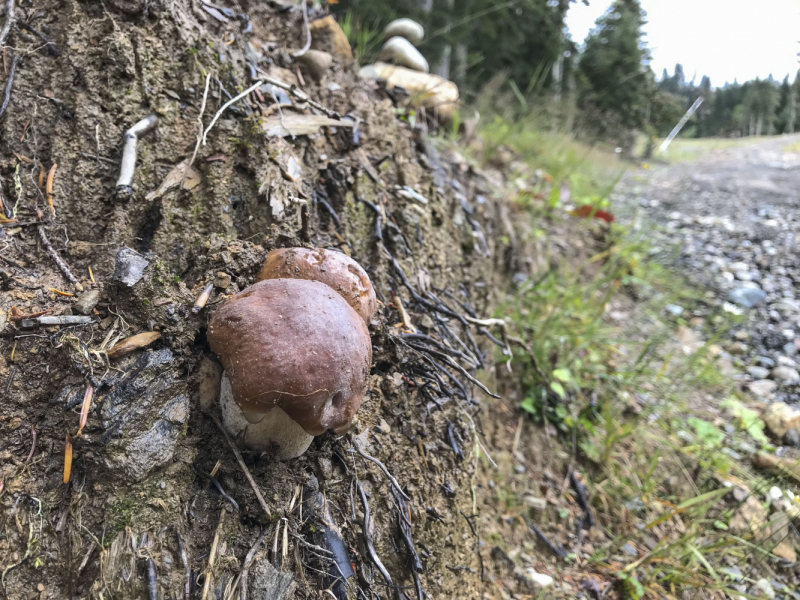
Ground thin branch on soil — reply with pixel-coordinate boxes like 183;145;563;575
0;0;14;50
356;482;397;598
20;315;92;328
24;426;36;463
211;414;271;518
195;467;240;511
0;54;19;121
190;73;212;166
37;225;78;284
202;80;263;146
254;68;342;118
350;438;410;501
290;0;311;58
527;520;567;558
569;470;595;529
176;530;191;600
115;114;158;196
16;20;58;55
201;508;226;600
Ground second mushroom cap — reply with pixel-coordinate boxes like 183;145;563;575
257;247;377;324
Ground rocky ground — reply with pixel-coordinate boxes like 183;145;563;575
614;137;800;599
616;137;800;410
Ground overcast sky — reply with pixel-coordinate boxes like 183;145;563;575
566;0;800;87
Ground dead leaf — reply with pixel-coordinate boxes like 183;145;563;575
262;113;354;138
146;159;202;201
108;331;161;359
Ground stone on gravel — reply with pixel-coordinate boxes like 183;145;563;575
785;429;800;447
523;496;547;511
785;342;799;357
525;569;554;588
771;366;800;382
113;247;150;287
762;402;800;439
749;379;778;398
748;366;770;380
756;356;776;368
665;304;684;317
728;286;767;308
73;290;100;315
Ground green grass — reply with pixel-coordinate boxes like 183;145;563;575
480;114;795;598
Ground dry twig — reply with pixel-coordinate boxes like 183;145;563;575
37;225;78;284
211;414;271;518
201;508;226;600
290;0;310;58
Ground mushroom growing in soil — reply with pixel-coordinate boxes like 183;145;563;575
257;247;377;324
208;278;372;459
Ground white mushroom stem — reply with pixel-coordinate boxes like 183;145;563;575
115;114;159;195
219;372;313;460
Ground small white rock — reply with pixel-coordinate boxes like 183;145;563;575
526;569;554;587
383;18;425;45
379;37;429;72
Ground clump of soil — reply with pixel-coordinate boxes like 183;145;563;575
0;2;598;599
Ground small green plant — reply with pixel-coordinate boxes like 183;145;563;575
338;10;382;64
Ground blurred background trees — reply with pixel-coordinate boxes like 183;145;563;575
335;0;799;146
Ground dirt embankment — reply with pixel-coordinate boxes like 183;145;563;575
0;1;583;598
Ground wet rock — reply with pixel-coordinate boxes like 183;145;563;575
757;356;777;369
665;304;684;317
748;366;770;380
728;286;766;308
523;496;547;511
73;289;101;315
113;247;150;287
249;559;295;599
785;429;800;447
97;348;189;481
749;379;778;398
771;366;800;382
762;402;800;439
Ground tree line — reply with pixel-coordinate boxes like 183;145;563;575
335;0;796;145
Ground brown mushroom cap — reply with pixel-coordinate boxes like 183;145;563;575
257;247;377;324
208;279;372;436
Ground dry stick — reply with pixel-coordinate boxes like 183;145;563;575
201;508;226;600
189;73;212;166
240;528;268;600
202;81;264;146
37;225;78;284
176;531;191;600
290;0;310;58
254;69;341;119
0;54;19;120
351;438;410;501
115;114;159;195
0;0;15;49
211;414;271;518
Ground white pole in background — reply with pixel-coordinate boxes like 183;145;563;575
659;97;704;154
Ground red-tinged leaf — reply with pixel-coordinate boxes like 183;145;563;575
570;204;615;223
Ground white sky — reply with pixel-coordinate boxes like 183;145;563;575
566;0;800;87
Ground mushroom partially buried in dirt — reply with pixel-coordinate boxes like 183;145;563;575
208;279;372;459
257;247;377;324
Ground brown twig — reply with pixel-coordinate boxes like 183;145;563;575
24;426;36;463
37;225;78;284
201;508;226;600
210;414;271;518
